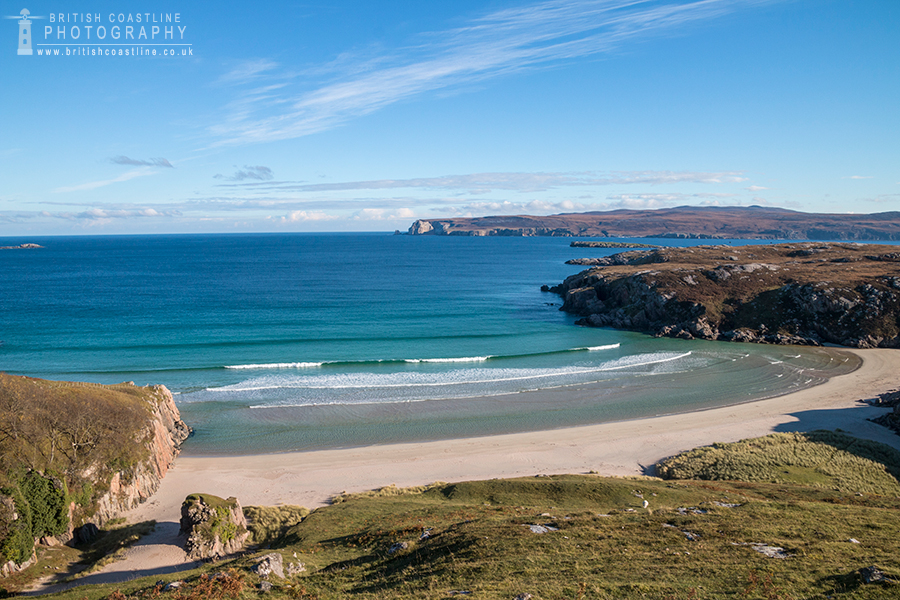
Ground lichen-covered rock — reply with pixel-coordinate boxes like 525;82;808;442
180;494;249;560
0;550;36;578
252;553;285;578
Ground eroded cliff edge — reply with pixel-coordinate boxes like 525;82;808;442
0;375;190;576
547;243;900;348
93;383;191;522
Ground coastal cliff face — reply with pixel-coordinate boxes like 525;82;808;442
0;376;189;577
91;385;190;524
549;243;900;348
408;206;900;240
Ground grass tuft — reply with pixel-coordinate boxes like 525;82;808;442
656;430;900;495
244;505;309;545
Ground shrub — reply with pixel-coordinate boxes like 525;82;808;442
0;487;32;565
20;471;68;537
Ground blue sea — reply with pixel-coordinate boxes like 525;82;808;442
0;233;859;455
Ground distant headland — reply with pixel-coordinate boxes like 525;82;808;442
407;206;900;240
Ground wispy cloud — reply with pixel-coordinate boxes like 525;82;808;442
215;170;748;194
273;210;341;223
109;155;174;168
216;59;280;85
860;193;900;204
53;169;158;193
745;185;768;192
843;175;874;180
214;165;275;181
42;207;181;221
606;192;739;203
210;0;774;146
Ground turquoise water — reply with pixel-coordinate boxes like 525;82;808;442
0;233;859;455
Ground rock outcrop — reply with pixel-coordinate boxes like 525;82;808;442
0;376;190;577
408;206;900;240
180;494;249;560
92;385;191;524
548;243;900;348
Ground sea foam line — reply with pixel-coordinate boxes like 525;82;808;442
223;343;620;370
226;362;323;370
207;351;689;393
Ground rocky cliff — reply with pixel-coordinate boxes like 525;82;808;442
548;243;900;347
409;206;900;240
91;384;191;524
0;376;190;576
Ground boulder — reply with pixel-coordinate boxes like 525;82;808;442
180;494;249;560
74;522;101;545
860;565;894;584
252;553;285;579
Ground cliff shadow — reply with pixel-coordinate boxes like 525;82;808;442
772;403;900;478
24;520;203;596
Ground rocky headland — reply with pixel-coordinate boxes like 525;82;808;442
408;206;900;240
546;242;900;347
0;375;190;576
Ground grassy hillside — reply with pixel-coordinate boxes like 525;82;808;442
21;431;900;600
0;374;168;570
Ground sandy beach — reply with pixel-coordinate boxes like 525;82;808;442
45;347;900;589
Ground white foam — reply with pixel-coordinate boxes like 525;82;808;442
405;356;492;363
578;343;621;351
205;351;692;393
226;362;322;370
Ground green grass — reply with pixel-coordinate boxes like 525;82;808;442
12;431;900;599
244;505;309;545
656;431;900;495
0;521;156;596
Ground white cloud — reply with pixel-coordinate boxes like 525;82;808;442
216;170;748;194
745;185;769;192
216;59;280;85
277;210;340;223
860;193;900;204
110;156;174;168
352;207;418;221
53;169;158;193
843;175;874;180
210;0;775;146
44;207;181;221
214;165;275;181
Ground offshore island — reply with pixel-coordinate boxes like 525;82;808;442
3;225;900;597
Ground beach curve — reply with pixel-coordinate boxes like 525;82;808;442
43;347;900;590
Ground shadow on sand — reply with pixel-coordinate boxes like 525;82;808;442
24;521;203;596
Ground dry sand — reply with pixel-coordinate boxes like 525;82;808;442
39;347;900;590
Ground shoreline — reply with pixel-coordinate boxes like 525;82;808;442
57;347;900;588
156;349;900;510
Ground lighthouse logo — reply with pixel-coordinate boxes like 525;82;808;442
17;9;32;54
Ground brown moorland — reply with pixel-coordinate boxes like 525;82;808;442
408;206;900;240
548;242;900;347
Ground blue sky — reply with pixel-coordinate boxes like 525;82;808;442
1;0;898;235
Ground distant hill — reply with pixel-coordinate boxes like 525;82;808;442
407;206;900;240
